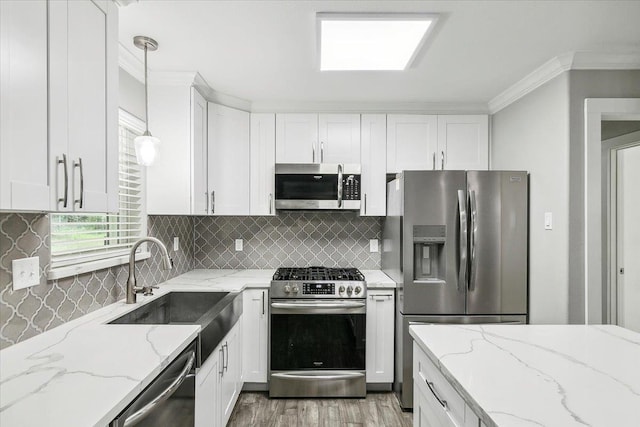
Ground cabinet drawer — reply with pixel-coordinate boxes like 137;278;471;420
413;342;466;426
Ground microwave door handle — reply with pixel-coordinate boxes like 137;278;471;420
337;164;343;208
457;190;468;293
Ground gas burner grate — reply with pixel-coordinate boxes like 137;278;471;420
273;267;364;282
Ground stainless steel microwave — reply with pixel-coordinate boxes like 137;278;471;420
275;163;361;210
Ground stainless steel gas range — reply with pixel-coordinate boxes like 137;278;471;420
269;267;367;398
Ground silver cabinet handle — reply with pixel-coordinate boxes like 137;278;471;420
57;154;69;208
320;141;324;163
211;191;215;214
262;290;265;315
73;158;84;209
371;294;393;301
426;379;447;409
269;193;273;215
441;151;445;170
363;193;367;215
337;164;343;208
432;152;436;170
123;351;195;427
218;347;224;376
469;190;478;291
457;190;468;293
205;191;209;213
312;143;316;163
223;343;228;372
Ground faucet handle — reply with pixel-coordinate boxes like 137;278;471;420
143;285;159;296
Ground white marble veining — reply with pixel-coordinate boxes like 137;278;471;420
0;268;391;426
410;324;640;427
361;270;396;288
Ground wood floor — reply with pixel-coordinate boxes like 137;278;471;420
227;392;413;427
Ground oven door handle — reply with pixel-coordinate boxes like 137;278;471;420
271;301;365;309
271;372;365;381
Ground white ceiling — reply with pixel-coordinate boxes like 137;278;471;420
119;0;640;110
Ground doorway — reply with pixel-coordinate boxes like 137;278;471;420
607;130;640;332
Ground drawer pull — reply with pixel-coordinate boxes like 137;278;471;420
425;377;447;409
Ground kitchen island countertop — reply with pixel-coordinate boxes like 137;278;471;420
409;324;640;427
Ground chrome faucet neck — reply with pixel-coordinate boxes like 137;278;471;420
126;237;173;304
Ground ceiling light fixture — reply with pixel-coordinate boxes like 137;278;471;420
318;13;438;71
133;35;160;166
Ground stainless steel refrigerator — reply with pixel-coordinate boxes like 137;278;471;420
382;170;529;410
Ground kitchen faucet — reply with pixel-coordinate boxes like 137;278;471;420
126;237;173;304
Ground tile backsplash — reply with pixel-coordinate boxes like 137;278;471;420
0;214;193;349
194;213;382;270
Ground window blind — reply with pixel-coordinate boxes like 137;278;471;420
50;111;146;269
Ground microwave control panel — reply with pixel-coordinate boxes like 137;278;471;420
342;175;360;201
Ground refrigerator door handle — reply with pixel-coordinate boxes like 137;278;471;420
469;190;478;291
457;190;468;293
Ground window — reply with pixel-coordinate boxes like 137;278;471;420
49;110;147;277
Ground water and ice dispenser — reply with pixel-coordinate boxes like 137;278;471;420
413;225;446;284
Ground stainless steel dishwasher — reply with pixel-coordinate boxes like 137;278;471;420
110;340;197;427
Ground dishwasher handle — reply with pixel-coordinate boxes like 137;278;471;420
122;350;196;427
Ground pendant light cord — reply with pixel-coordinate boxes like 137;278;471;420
143;43;150;134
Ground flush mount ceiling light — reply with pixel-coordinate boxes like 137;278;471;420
133;35;160;166
318;13;438;71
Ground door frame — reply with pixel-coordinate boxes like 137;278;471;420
584;99;640;324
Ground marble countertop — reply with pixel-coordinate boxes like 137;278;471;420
410;324;640;427
0;268;394;426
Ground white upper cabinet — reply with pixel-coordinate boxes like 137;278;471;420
437;115;489;170
250;114;276;216
1;0;117;212
275;113;317;163
208;103;250;215
386;115;438;173
146;78;207;215
48;0;118;213
360;114;387;216
0;0;50;211
276;113;361;164
318;114;361;163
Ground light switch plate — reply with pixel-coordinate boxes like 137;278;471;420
235;239;243;251
173;237;180;251
544;212;553;230
12;257;40;290
369;239;379;253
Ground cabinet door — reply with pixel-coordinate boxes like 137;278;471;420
192;88;209;215
250;114;276;215
318;114;361;163
275;113;317;163
387;115;437;173
195;343;223;427
242;289;268;383
366;290;395;383
49;0;117;213
208;103;250;215
221;320;242;426
360;114;387;216
437;115;489;171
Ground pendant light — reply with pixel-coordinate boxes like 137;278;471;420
133;35;160;166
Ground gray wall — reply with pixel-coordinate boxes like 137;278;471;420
567;70;640;324
491;73;570;324
602;120;640;140
119;68;145;120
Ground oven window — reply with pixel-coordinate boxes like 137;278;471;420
270;313;365;370
275;174;338;200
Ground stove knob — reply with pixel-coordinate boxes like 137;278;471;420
292;285;299;294
284;285;291;294
346;285;353;296
339;285;346;294
354;286;362;295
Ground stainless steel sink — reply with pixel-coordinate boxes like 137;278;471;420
110;291;242;364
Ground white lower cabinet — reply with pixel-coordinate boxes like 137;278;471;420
366;289;394;383
195;318;243;427
242;289;268;383
413;342;479;427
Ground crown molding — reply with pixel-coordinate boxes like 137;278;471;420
250;101;488;114
118;43;144;82
488;51;640;114
149;71;209;87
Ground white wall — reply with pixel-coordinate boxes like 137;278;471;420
491;73;570;324
119;67;145;120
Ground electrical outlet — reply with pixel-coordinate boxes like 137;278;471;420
369;239;379;253
544;212;553;230
173;237;180;251
235;239;243;251
12;257;40;290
